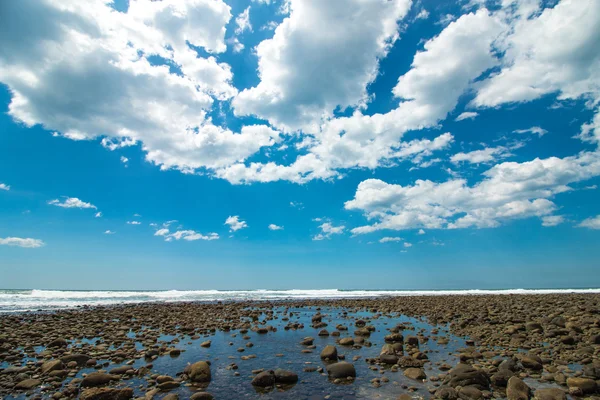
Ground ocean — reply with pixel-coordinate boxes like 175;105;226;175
1;288;600;312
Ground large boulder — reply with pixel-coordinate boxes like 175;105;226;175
81;372;119;388
443;364;489;390
459;386;483;400
80;387;134;400
251;370;276;387
435;386;459;400
506;376;530;400
187;361;211;383
320;345;338;361
326;362;356;379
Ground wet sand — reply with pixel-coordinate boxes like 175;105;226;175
0;293;599;399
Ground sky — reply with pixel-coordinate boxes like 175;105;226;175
1;0;599;290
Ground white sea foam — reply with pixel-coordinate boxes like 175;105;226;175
0;288;598;312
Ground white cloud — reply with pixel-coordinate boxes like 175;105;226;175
541;215;565;227
513;127;548;137
235;7;252;34
0;0;289;177
120;156;129;165
473;0;600;116
451;146;509;164
222;9;506;184
0;237;45;248
578;215;600;230
95;212;102;218
154;227;218;241
455;111;479;121
403;242;413;248
127;221;141;225
290;201;304;209
379;237;402;243
225;215;248;232
346;150;600;233
0;183;10;191
268;224;284;231
313;222;345;241
415;9;430;20
104;230;115;234
48;197;97;209
233;0;413;132
418;229;425;235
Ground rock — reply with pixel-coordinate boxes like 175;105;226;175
406;336;419;346
520;356;542;370
566;377;596;394
190;393;214;400
14;378;41;390
384;333;404;343
47;338;68;348
443;364;489;390
163;395;178;400
459;386;483;400
79;387;134;400
380;354;399;365
187;361;211;383
490;369;513;387
156;375;174;384
251;370;276;387
525;322;543;332
60;353;91;366
158;381;180;391
41;359;64;374
404;368;426;380
435;386;459;400
200;341;211;348
110;365;133;375
274;369;298;384
339;337;354;346
506;376;530;400
326;362;356;379
321;345;338;361
80;372;119;388
534;388;566;400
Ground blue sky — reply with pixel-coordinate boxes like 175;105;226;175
1;0;599;290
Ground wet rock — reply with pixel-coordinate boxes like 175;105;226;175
326;362;356;379
158;381;180;391
81;373;119;388
60;354;90;366
339;337;354;346
189;392;214;400
80;387;134;400
443;364;489;390
110;365;133;375
41;359;64;374
490;369;513;387
506;376;530;400
435;386;459;400
274;369;298;384
47;338;68;348
458;386;483;400
533;388;566;400
566;377;596;394
251;370;275;387
200;341;211;348
14;379;41;390
320;345;338;361
404;368;426;380
187;361;211;383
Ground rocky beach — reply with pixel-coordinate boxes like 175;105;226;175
1;293;599;399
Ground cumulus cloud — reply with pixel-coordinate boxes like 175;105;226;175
104;230;115;234
313;222;345;241
48;197;97;209
154;227;218;241
233;0;413;132
268;224;284;231
235;7;252;34
541;215;565;227
127;221;141;225
0;183;10;191
578;215;600;229
0;237;45;248
403;242;413;248
95;212;102;218
225;215;248;232
346;150;600;233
